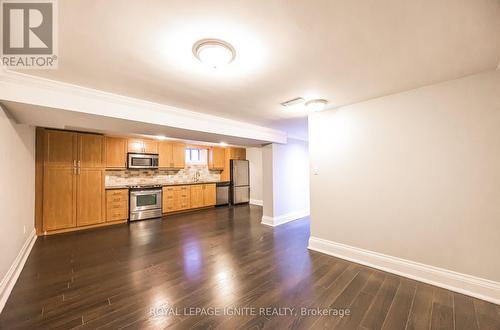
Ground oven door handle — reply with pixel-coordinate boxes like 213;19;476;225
130;190;162;196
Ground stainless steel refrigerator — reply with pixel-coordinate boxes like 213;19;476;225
230;159;250;204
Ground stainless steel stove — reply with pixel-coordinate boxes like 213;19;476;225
129;185;163;221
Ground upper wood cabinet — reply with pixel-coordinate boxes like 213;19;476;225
127;138;158;154
78;134;105;168
220;147;246;181
158;142;172;168
44;130;77;167
230;147;246;160
159;141;185;169
143;139;158;154
203;184;216;206
105;137;127;168
209;147;225;170
172;143;186;168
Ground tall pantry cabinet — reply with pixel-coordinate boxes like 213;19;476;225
41;129;106;233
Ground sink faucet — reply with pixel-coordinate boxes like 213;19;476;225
193;171;200;182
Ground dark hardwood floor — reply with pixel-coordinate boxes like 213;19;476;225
1;205;499;329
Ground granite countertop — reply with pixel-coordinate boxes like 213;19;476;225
105;181;221;190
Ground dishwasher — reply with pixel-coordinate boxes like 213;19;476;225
216;181;230;206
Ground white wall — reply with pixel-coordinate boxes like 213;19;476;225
246;147;263;205
309;70;500;283
0;105;36;311
262;138;310;226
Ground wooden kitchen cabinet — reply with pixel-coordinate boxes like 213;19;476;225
162;186;175;212
40;129;107;234
230;147;246;160
159;142;186;169
143;139;158;154
220;147;246;181
127;138;158;154
106;189;129;222
79;134;105;168
44;130;77;167
159;142;171;168
164;184;216;213
176;186;190;210
209;147;225;170
172;143;186;168
77;168;105;227
203;184;216;206
127;138;144;153
190;185;204;208
42;167;76;231
163;185;190;212
105;136;127;168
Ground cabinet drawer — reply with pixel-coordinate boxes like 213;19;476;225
106;207;128;221
107;210;128;222
108;195;127;203
106;189;128;198
107;201;128;209
106;189;128;222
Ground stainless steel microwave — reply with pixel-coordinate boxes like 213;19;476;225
127;153;159;169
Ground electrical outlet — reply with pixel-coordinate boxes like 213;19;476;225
313;167;319;175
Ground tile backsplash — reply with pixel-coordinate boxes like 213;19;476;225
105;164;221;187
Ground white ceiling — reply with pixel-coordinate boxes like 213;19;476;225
18;0;500;140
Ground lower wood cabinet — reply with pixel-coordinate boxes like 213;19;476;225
203;184;216;206
176;186;190;211
42;167;106;232
163;183;216;213
190;185;205;208
42;167;76;231
163;187;175;212
106;189;129;222
77;169;106;226
163;185;190;213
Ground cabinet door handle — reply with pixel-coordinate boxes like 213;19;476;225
77;160;81;175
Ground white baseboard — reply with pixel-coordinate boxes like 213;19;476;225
308;236;500;305
250;199;263;206
261;209;310;227
0;229;37;313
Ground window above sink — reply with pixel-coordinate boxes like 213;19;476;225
185;148;208;165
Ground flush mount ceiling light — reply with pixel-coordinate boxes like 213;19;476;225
305;99;328;112
280;97;305;108
193;39;236;68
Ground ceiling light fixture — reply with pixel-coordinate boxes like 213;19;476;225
305;99;328;112
219;142;228;147
280;97;305;108
193;39;236;68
